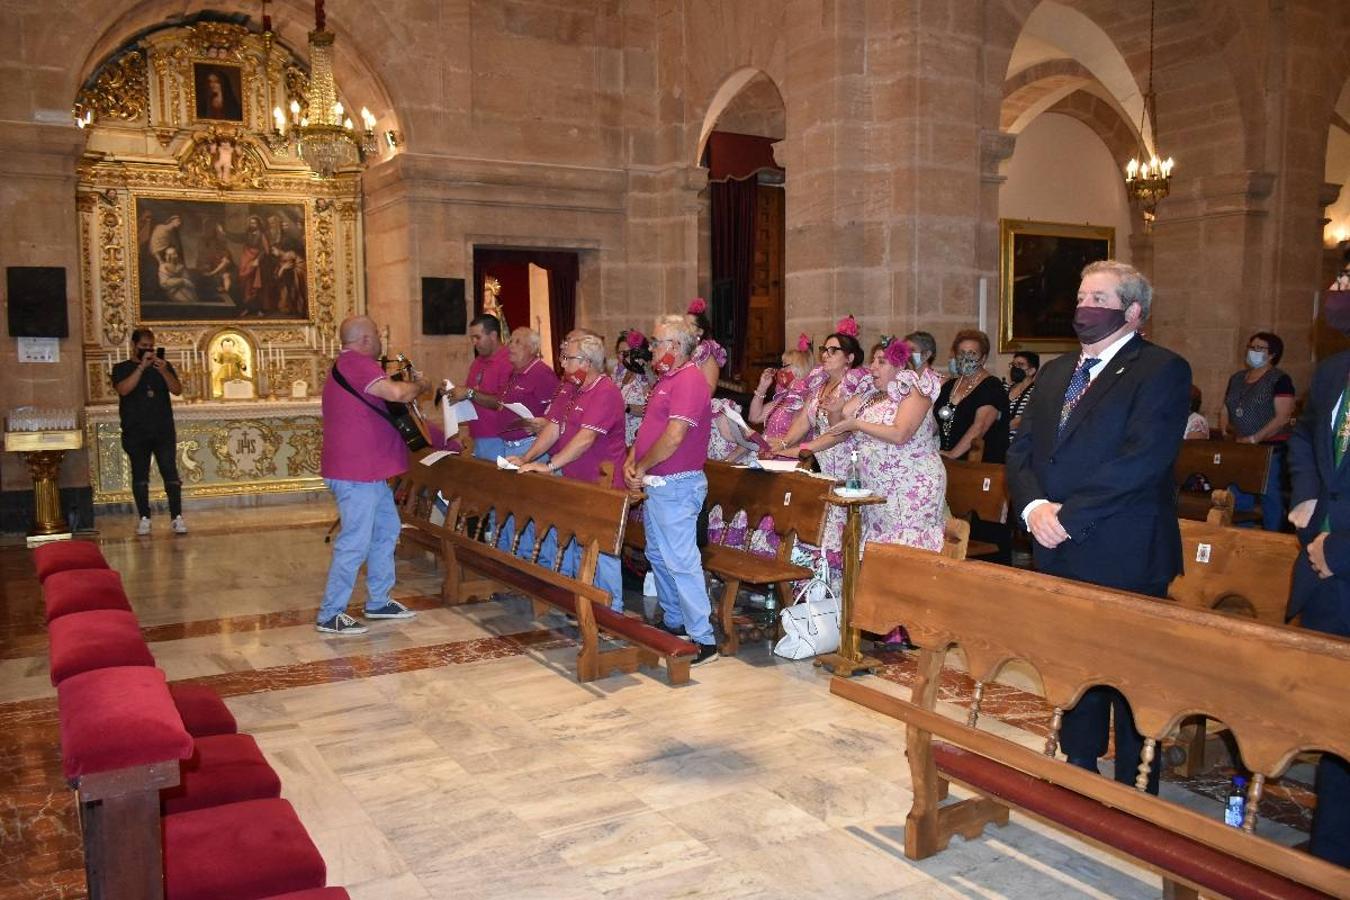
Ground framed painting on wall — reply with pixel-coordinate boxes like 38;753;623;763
999;218;1115;353
192;62;245;122
134;197;309;323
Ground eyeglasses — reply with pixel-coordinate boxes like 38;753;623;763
560;355;585;364
651;338;678;348
821;346;844;356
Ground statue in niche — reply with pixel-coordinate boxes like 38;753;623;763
483;275;509;336
208;137;236;184
209;333;255;399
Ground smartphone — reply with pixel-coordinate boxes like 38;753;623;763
156;347;165;359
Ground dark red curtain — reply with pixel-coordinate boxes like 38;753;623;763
472;248;578;349
710;177;757;375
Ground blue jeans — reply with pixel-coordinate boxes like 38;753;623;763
1229;443;1287;532
319;478;399;623
644;472;714;644
495;449;551;558
529;529;622;613
472;435;505;462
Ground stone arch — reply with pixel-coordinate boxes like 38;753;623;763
694;67;786;165
68;1;400;143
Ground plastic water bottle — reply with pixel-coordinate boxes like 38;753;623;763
1224;775;1247;828
846;448;862;490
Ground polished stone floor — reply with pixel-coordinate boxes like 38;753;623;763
0;503;1311;899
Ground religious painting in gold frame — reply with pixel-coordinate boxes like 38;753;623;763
133;196;310;324
999;218;1114;353
191;61;246;123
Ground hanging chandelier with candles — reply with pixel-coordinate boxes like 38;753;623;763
269;0;378;178
1123;0;1174;227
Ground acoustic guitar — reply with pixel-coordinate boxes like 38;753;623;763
381;353;432;451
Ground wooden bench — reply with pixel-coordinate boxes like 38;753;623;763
393;452;697;685
1174;439;1274;525
942;457;1007;559
832;542;1350;899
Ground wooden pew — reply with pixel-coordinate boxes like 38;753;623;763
393;452;696;685
1173;439;1273;525
700;462;836;655
1167;519;1302;775
832;542;1350;899
941;457;1007;558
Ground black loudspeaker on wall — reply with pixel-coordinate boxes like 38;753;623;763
422;277;466;336
7;266;68;338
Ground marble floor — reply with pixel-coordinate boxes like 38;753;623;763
0;503;1312;899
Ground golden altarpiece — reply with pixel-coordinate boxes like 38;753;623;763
76;21;365;503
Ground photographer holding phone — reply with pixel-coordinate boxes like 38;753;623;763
112;327;186;536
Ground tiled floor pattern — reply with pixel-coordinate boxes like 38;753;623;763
0;509;1317;899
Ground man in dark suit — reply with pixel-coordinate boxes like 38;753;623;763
1285;323;1350;866
1007;260;1190;794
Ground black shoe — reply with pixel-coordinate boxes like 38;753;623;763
691;642;719;666
657;621;689;638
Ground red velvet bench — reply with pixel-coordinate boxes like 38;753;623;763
163;798;327;900
161;733;282;815
58;665;195;899
42;568;132;621
48;608;155;684
169;682;238;737
33;540;109;583
263;890;351;900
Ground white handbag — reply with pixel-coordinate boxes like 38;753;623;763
773;557;841;659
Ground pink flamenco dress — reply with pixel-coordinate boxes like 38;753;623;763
801;365;874;577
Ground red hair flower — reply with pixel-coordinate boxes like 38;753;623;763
835;315;859;338
687;297;707;316
796;332;812;353
625;329;645;349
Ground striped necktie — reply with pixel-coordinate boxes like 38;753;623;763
1058;358;1101;436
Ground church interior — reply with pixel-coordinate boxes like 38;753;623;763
3;1;1350;897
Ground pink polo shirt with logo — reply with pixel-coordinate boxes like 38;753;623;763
466;345;513;440
499;358;561;441
320;350;409;482
545;379;579;426
633;362;712;476
555;376;626;486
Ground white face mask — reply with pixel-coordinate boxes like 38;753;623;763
910;351;924;369
1246;349;1268;368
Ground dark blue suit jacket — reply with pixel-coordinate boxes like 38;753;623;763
1006;335;1190;595
1287;350;1350;637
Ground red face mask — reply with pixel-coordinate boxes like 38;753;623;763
653;352;676;375
774;369;794;389
565;368;586;386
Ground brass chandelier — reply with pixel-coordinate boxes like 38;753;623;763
1123;0;1174;227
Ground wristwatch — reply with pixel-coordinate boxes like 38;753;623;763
466;388;476;401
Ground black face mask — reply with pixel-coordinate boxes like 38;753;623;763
1326;292;1350;334
1008;367;1027;385
1073;306;1128;344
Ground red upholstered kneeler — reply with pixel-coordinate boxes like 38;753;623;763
169;682;238;737
163;798;327;900
262;890;351;900
43;568;131;621
161;733;282;814
57;666;194;779
48;609;155;685
33;540;109;583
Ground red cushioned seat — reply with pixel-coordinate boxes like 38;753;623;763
931;742;1325;900
43;568;131;621
48;609;154;685
57;666;193;779
161;733;282;815
33;540;109;583
169;683;237;737
262;890;350;900
163;799;327;900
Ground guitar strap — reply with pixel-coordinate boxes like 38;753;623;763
330;361;427;451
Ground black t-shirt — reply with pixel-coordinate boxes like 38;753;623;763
112;358;178;434
934;374;1010;463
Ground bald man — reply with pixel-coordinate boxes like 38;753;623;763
317;316;430;635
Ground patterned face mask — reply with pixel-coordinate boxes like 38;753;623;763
954;352;982;377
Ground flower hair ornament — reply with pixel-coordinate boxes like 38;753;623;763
835;314;859;338
881;336;912;369
625;329;645;349
796;332;812;353
687;297;708;316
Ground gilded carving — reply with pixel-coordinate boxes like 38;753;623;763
179;439;205;483
210;419;282;480
74;50;149;124
99;205;128;345
287;427;322;476
178;128;265;190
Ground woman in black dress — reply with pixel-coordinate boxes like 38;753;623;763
934;329;1009;462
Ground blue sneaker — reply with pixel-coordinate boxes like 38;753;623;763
316;613;368;635
364;600;416;620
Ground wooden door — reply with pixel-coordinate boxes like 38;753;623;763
744;185;785;391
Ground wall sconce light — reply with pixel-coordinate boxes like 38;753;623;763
385;130;403;149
